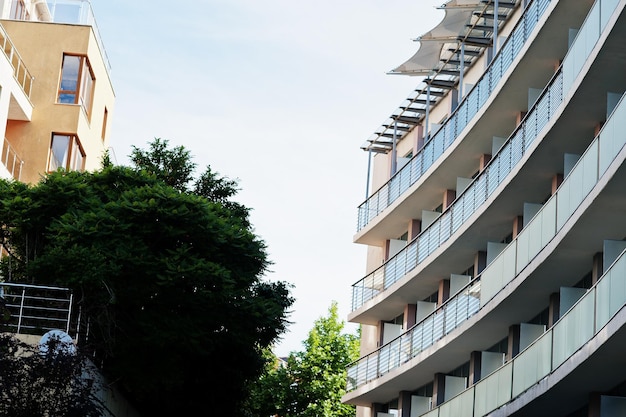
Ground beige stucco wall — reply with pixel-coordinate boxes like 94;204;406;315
2;20;115;184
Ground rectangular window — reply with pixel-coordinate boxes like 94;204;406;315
58;54;95;117
48;134;85;172
10;0;29;20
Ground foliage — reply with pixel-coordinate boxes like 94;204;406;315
244;302;359;417
0;139;294;416
0;334;104;417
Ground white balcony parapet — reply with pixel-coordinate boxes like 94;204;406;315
351;68;565;312
346;44;626;392
5;0;111;76
351;0;621;312
356;0;551;232
0;23;33;98
413;246;626;417
1;137;24;180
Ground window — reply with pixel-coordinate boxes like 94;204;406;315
48;134;85;172
10;0;29;20
58;54;95;116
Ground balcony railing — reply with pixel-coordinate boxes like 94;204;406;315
347;279;481;391
1;137;24;181
352;68;564;312
0;23;33;98
351;0;618;311
420;246;626;417
356;0;551;232
0;282;74;337
6;0;111;75
347;84;626;392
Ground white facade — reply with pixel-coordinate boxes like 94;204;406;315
345;1;626;416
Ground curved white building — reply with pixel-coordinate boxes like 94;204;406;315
344;1;626;416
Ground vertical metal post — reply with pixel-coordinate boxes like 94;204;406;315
17;288;25;333
391;120;398;175
425;80;431;141
66;292;73;334
459;41;465;102
365;148;372;199
493;0;499;55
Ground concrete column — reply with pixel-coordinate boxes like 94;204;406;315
408;219;421;240
479;154;492;172
474;251;487;276
469;351;482;385
507;324;521;361
592;252;604;285
432;373;446;406
548;292;560;328
398;391;412;417
443;189;456;210
438;279;451;305
404;304;417;329
512;215;524;239
552;173;563;195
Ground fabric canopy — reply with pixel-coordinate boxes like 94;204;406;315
390;0;481;75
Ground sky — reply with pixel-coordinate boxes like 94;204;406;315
92;0;444;357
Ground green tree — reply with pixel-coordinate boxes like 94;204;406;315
245;302;359;417
0;140;294;416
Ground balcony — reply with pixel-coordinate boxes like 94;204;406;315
356;0;551;234
0;137;24;180
4;0;111;76
0;282;74;338
345;63;626;397
350;0;622;313
0;23;33;100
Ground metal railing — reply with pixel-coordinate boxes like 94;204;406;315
0;282;74;337
351;68;564;311
6;0;111;75
347;279;481;391
1;137;24;180
0;24;33;98
356;0;551;232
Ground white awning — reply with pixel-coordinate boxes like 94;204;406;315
390;0;481;75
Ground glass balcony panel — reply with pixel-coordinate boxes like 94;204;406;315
439;387;474;417
474;362;513;416
552;290;595;367
512;330;552;397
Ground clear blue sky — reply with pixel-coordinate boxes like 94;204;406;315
93;0;443;357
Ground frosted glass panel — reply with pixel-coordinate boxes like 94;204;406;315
600;395;626;416
552;291;594;367
603;240;626;270
444;376;467;400
541;197;557;247
559;287;587;316
512;331;552;397
481;351;505;377
523;203;542;227
439;387;473;417
474;363;512;417
411;396;432;417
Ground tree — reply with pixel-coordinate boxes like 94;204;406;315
245;302;359;417
0;139;294;416
0;334;104;416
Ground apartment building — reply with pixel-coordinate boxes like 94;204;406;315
0;0;114;184
0;1;134;415
344;0;626;416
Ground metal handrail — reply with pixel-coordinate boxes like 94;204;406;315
0;282;74;336
356;0;551;232
1;137;24;180
0;24;34;98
